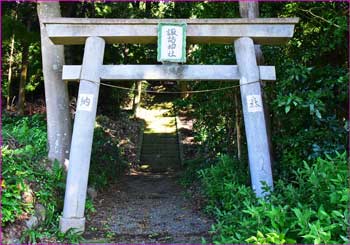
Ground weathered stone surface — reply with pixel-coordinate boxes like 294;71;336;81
234;37;273;197
59;217;85;233
43;17;299;24
60;36;105;233
4;238;21;244
37;2;72;165
35;203;46;222
25;216;39;229
22;189;34;204
44;17;298;45
87;187;97;201
62;65;276;82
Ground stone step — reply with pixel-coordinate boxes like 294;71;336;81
141;152;179;158
138;162;180;172
141;156;180;165
143;140;178;146
142;144;179;151
141;155;179;165
143;133;177;137
143;138;178;143
141;129;180;171
141;151;179;157
143;134;178;143
147;165;180;172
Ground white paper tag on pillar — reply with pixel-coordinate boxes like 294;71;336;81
246;95;263;113
77;94;94;111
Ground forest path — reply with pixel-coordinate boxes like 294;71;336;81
84;99;212;243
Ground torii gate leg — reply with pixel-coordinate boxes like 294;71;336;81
60;37;105;232
234;37;273;197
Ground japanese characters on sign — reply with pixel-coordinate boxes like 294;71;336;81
77;94;94;111
157;23;186;63
246;95;263;113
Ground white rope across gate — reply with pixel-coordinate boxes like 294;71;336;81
80;78;263;94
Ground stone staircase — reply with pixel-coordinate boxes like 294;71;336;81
141;133;180;172
136;100;181;172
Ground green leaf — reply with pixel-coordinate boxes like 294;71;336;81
285;105;291;114
315;109;322;119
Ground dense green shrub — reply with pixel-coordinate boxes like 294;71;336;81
199;152;349;244
1;113;126;243
2;114;65;227
89;123;126;190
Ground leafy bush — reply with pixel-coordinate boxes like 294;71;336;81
199;152;349;244
1;114;84;243
1;114;66;227
2;113;128;232
89;117;127;190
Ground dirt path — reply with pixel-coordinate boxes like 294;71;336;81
84;101;212;243
85;171;211;243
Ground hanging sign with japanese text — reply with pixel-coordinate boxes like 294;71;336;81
157;23;186;63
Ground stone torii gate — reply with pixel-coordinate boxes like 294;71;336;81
43;17;298;232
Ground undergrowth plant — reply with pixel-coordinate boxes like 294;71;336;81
1;113;126;243
198;152;349;244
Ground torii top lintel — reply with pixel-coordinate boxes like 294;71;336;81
43;17;299;45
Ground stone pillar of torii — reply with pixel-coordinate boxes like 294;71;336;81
43;17;298;232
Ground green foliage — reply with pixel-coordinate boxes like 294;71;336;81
85;198;96;215
20;226;83;244
2;2;42;106
1;114;56;225
89;116;127;190
261;2;348;175
174;86;240;156
1;113;122;242
246;231;295;244
1;114;84;243
2;114;47;155
179;157;208;187
54;228;83;244
198;152;349;244
178;1;348;184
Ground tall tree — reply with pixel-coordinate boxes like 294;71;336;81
17;36;29;115
132;80;143;117
37;2;72;165
6;34;15;110
17;15;33;115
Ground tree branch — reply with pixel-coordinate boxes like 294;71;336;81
298;8;342;29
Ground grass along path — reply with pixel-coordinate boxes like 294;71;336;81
84;100;212;243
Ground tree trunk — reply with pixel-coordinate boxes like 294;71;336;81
17;43;29;115
132;80;142;117
234;91;242;161
239;1;274;166
6;34;15;111
37;2;72;166
239;1;259;18
180;81;189;98
144;1;151;18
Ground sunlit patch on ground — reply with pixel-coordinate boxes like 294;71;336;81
137;103;176;134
